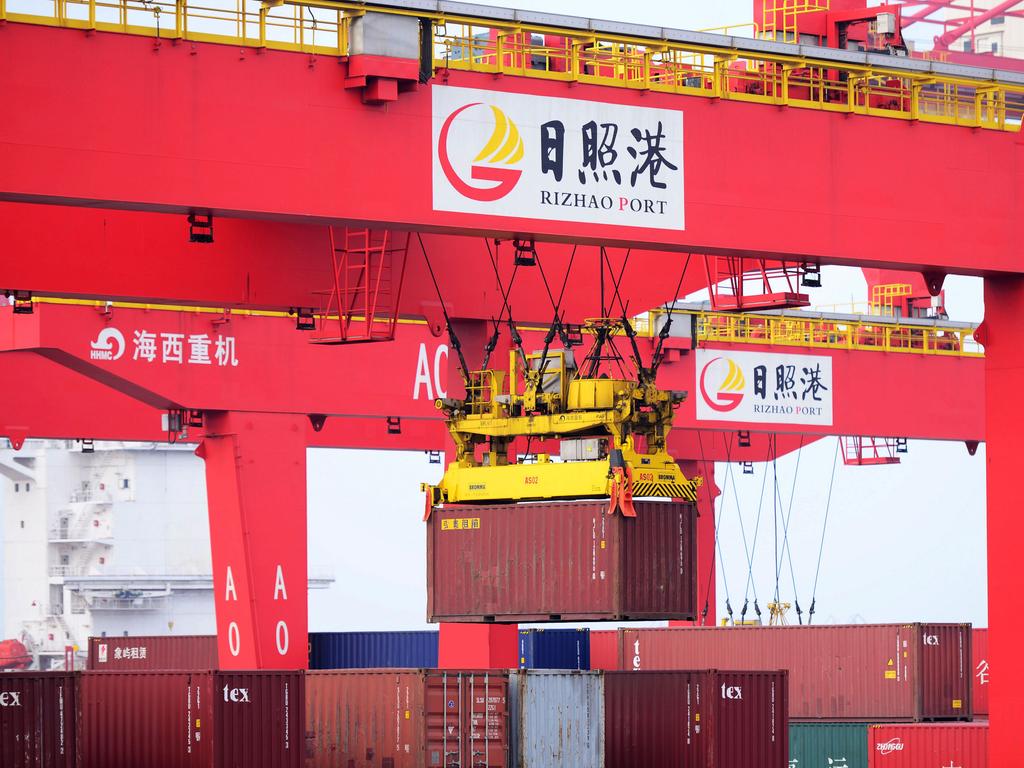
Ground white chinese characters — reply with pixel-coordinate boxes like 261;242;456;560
112;645;148;660
124;330;238;366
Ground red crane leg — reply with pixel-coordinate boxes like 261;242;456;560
981;276;1024;757
195;411;308;670
437;624;519;669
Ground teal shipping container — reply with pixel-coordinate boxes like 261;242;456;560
789;723;869;768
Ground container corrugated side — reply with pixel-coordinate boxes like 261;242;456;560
213;671;304;768
80;671;212;768
518;628;590;670
509;670;603;768
868;723;988;767
86;634;218;670
919;623;971;720
622;624;970;721
80;670;303;768
427;500;696;622
789;723;869;768
589;630;620;670
306;670;509;768
0;671;78;768
603;670;787;768
307;631;438;669
972;628;989;716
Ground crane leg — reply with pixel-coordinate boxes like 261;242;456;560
981;276;1024;756
196;411;308;669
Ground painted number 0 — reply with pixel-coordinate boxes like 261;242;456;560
276;621;289;655
228;622;241;657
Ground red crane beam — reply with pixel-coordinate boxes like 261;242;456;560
1;24;1021;275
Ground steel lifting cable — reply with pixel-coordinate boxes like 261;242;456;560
740;436;774;623
482;238;526;370
417;233;471;385
808;439;841;625
729;433;761;624
774;438;805;624
697;432;729;626
649;254;693;379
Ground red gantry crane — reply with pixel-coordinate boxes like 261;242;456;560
0;0;1020;754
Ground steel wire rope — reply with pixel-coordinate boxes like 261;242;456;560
482;238;526;370
807;439;841;625
697;431;730;626
739;436;771;623
417;232;471;385
773;438;805;623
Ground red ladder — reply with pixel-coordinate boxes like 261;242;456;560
312;226;409;344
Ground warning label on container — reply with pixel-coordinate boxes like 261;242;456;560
441;518;481;531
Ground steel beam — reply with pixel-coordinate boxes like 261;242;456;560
1;25;1022;274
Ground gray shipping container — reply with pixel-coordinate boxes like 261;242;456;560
509;670;604;768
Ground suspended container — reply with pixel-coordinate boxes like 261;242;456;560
619;624;972;721
307;631;438;669
509;670;603;768
79;670;304;768
305;669;509;768
518;628;590;670
868;723;988;767
972;627;989;717
0;671;78;768
426;500;697;622
603;670;788;768
789;723;869;768
87;634;218;671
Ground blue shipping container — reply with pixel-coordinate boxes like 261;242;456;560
308;631;439;669
518;629;591;670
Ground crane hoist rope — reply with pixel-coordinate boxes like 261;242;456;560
808;439;841;625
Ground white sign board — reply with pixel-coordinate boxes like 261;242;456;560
432;85;684;230
695;349;833;426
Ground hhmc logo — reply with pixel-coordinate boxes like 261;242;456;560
89;328;125;361
699;356;745;413
438;103;524;201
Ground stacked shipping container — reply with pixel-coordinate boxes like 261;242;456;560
509;671;604;768
972;627;989;717
79;670;303;768
604;670;789;768
0;672;78;768
517;628;590;670
868;723;988;767
617;624;972;721
307;631;439;669
426;500;697;622
305;669;510;767
86;635;218;671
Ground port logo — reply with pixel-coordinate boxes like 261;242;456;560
876;738;905;755
0;692;22;707
438;103;524;202
432;86;684;230
89;327;126;361
695;349;834;427
699;357;745;413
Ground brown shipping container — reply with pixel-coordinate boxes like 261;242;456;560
604;669;788;768
87;634;218;670
621;624;971;721
306;669;509;767
427;500;696;622
972;627;989;716
80;670;303;768
0;672;78;768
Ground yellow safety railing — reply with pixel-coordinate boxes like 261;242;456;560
5;0;1024;131
870;283;913;315
637;308;983;358
762;0;829;43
